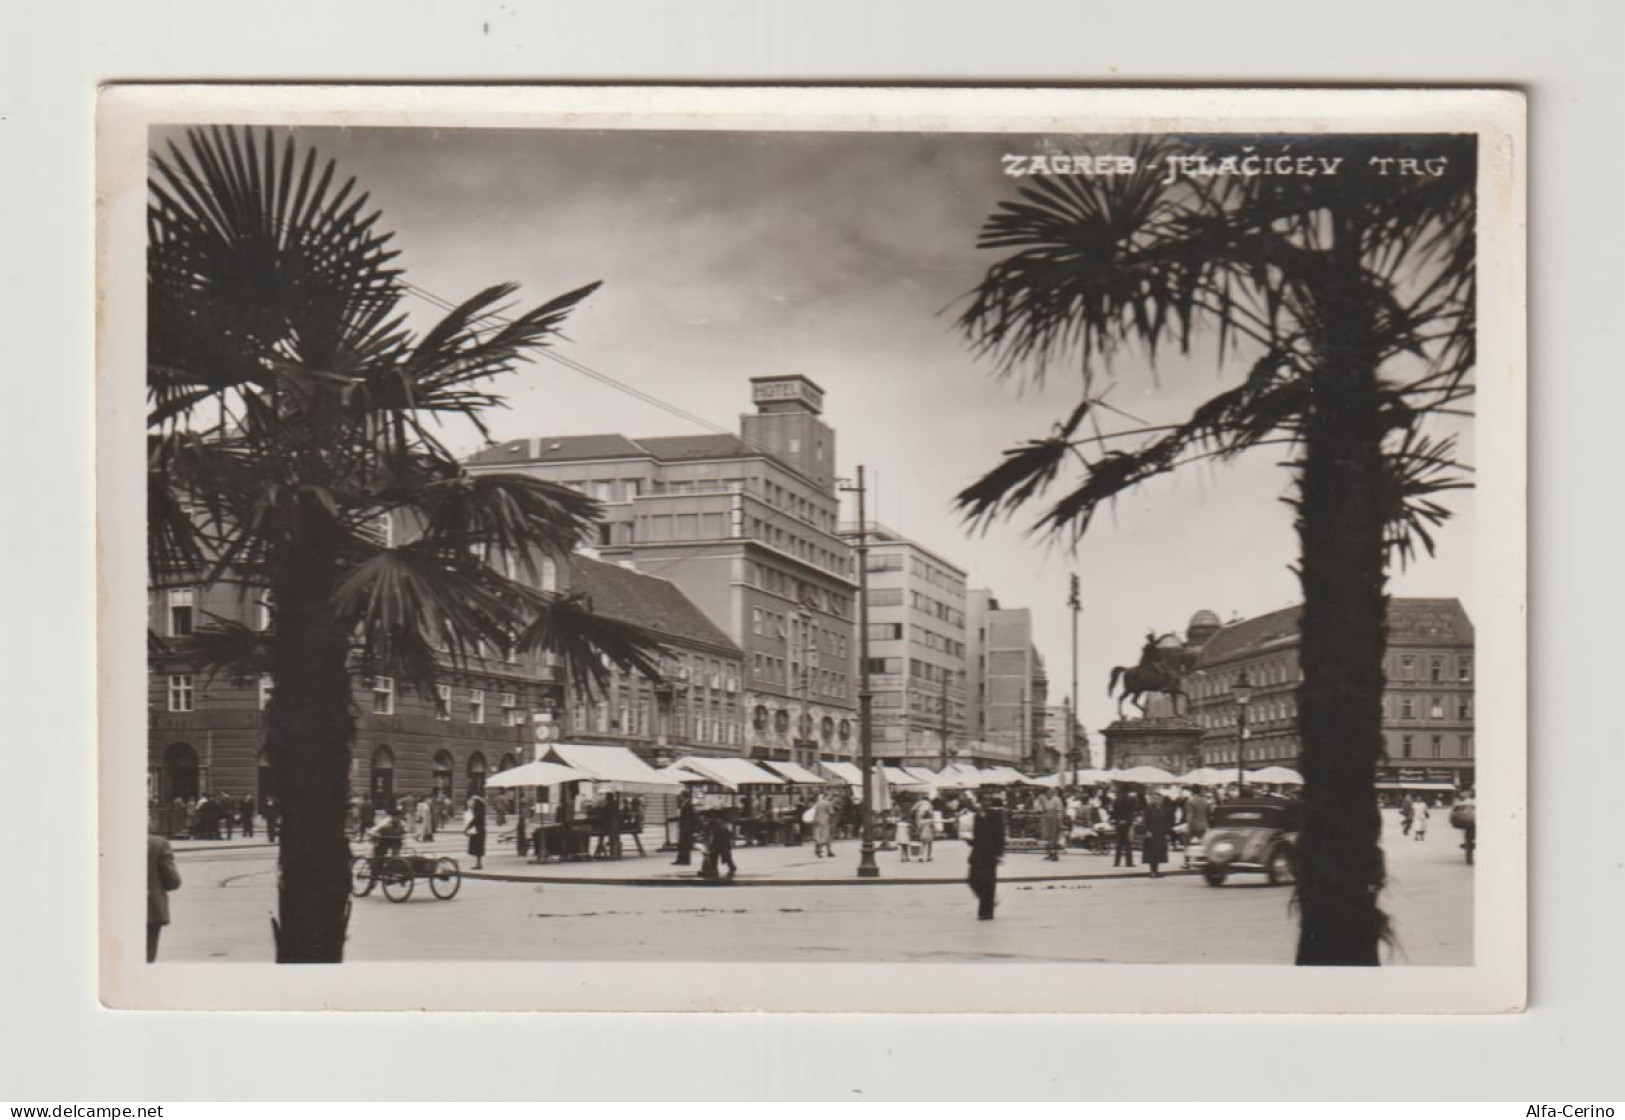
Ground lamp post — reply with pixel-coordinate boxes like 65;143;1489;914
1232;670;1253;795
797;603;814;768
839;466;880;878
1068;573;1081;789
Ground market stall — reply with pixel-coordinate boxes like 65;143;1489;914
521;744;684;861
665;755;800;845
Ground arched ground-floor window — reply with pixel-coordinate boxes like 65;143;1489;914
433;750;455;801
162;742;199;803
467;752;488;798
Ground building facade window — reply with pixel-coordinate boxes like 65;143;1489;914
502;691;521;726
470;688;485;724
168;674;194;713
1459;657;1473;682
1401;733;1413;759
1400;696;1415;719
1430;734;1443;758
1399;655;1415;680
1430;697;1445;719
436;683;452;720
372;676;395;715
167;588;195;637
1429;656;1445;682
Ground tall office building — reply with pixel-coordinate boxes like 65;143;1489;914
839;521;969;766
466;376;859;765
965;590;1050;767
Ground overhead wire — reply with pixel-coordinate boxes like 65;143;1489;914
398;279;857;589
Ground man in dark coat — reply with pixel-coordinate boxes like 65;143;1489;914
967;796;1006;920
263;796;280;843
1140;791;1175;877
672;789;697;866
1110;787;1140;867
699;810;737;881
466;795;488;870
147;833;182;962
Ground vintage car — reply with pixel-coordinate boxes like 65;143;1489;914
1193;796;1302;886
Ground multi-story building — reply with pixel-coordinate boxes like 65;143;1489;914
148;548;750;812
148;576;564;812
838;521;968;766
562;554;745;761
1183;598;1476;788
466;376;858;766
964;591;1050;768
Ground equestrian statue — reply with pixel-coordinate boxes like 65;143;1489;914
1108;631;1195;718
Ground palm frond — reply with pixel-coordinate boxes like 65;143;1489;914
408;472;602;580
1380;431;1473;568
184;613;275;685
331;542;517;697
513;589;669;697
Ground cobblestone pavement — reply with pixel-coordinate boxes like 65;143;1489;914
158;810;1472;965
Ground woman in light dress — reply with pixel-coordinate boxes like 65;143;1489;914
912;795;937;862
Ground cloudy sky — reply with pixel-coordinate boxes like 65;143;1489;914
157;124;1474;740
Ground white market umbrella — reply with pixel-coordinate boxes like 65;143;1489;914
484;760;586;789
1248;766;1304;785
1177;767;1232;787
1111;765;1180;785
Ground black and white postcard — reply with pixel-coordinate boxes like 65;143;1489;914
97;85;1526;1012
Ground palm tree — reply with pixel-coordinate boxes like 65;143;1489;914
954;137;1476;965
148;126;663;962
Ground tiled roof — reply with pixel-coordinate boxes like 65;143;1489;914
1196;598;1473;666
631;434;755;461
465;432;759;467
466;434;647;466
567;555;740;655
1196;605;1302;666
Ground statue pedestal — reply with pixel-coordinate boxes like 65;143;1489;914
1102;716;1204;774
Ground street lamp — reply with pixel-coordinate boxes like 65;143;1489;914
1231;670;1253;795
797;603;814;768
838;466;880;878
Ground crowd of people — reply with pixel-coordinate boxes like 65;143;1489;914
158;792;276;842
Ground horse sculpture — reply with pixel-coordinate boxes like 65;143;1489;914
1108;631;1193;718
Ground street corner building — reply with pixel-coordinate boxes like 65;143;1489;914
1103;599;1476;794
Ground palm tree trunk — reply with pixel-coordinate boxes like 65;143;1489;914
1293;241;1392;966
266;516;354;963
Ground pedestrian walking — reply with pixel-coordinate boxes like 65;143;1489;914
1037;788;1065;861
263;796;280;843
1110;787;1139;868
417;797;434;842
1140;791;1175;877
967;795;1006;920
811;791;835;858
196;794;221;841
465;794;487;870
1182;788;1211;867
1400;796;1415;837
699;811;737;881
894;810;914;862
1413;796;1431;841
239;794;255;839
672;789;697;866
147;832;182;963
912;794;936;862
